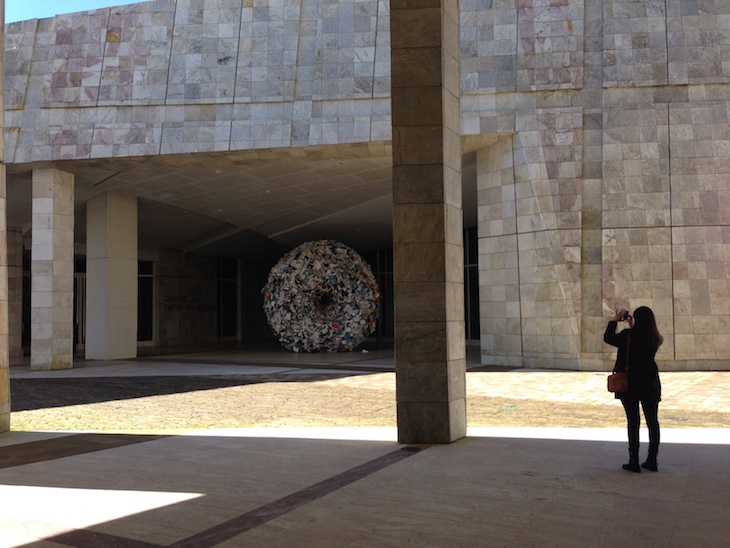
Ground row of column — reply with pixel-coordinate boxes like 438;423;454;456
6;171;138;369
1;0;464;442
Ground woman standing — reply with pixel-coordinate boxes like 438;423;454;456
604;306;663;472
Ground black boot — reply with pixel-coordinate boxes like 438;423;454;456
641;451;658;472
623;452;641;473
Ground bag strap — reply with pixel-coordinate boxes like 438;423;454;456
625;333;631;373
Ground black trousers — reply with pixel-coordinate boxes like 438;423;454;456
621;397;660;455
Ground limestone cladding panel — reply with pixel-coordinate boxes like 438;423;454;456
514;109;584;233
478;234;522;367
4;18;37;110
460;0;584;95
602;226;674;358
99;3;175;105
2;0;392;161
518;229;582;363
53;9;129;106
669;102;730;226
602;105;671;228
601;1;730;87
30;170;74;370
0;0;604;158
477;140;521;367
671;226;730;360
476;111;584;369
666;0;730;85
167;0;240;104
603;0;669;87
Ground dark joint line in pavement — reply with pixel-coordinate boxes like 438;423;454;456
44;445;430;548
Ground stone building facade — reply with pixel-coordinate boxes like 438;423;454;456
1;0;728;384
461;0;730;370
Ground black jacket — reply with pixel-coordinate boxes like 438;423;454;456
604;321;661;401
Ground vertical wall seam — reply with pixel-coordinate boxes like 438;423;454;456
159;0;178;151
512;134;524;360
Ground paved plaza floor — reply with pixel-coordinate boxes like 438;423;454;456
2;346;729;547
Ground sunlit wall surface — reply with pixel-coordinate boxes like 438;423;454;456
3;0;729;371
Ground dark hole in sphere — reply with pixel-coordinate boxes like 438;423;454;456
313;290;335;314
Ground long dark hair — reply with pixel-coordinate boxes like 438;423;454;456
632;306;663;348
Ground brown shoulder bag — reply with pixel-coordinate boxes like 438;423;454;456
607;334;630;393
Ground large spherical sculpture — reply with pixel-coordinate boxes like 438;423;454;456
262;240;380;352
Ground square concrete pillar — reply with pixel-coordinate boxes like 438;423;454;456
30;169;74;370
0;0;9;431
391;0;466;443
0;165;9;431
85;192;138;360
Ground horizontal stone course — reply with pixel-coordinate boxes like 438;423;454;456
3;0;729;370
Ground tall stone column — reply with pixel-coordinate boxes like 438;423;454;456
31;169;75;371
0;202;7;432
85;192;138;360
0;0;8;431
390;0;465;443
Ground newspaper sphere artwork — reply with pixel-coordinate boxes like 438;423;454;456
262;240;380;352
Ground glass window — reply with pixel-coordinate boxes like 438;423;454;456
218;257;238;338
138;261;154;341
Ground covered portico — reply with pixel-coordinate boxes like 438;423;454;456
0;0;470;441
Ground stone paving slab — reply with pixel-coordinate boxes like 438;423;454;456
2;426;730;547
8;363;730;433
3;351;730;547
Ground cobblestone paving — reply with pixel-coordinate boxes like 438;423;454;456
9;370;730;434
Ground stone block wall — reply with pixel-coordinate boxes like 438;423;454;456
3;0;393;161
1;0;8;431
463;1;730;370
2;0;729;370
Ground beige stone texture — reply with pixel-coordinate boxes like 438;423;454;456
30;169;74;371
391;0;465;442
1;0;9;432
85;192;138;360
2;0;730;380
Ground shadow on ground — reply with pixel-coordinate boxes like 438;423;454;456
10;373;368;412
